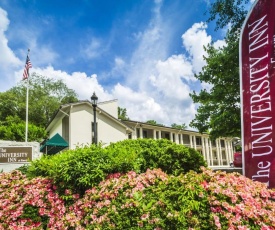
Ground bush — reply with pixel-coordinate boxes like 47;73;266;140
105;138;207;175
1;168;275;229
67;168;214;229
27;144;110;194
27;139;207;195
0;170;67;229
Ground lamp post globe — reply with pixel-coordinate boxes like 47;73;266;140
91;92;98;106
91;92;98;144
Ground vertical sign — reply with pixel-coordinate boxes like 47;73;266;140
240;0;275;188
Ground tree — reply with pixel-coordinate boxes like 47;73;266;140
189;0;250;139
0;73;78;127
0;73;78;141
171;123;187;130
118;107;129;120
0;116;47;142
146;120;164;126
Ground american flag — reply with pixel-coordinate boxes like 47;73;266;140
23;55;32;80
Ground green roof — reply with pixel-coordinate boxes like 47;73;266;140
40;133;68;155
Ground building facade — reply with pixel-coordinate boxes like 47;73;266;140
45;100;236;167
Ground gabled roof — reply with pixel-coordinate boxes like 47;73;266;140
46;100;134;132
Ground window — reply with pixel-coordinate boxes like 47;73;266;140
143;130;148;138
136;128;140;138
196;137;202;146
220;140;225;147
211;140;216;147
182;134;190;144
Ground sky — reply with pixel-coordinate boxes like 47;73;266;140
0;0;254;129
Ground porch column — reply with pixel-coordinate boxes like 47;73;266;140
189;135;193;148
140;127;143;139
216;139;222;166
153;129;157;139
201;137;206;159
175;133;179;144
205;137;211;165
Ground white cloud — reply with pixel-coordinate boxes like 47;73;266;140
82;38;102;59
149;55;194;100
0;8;22;91
181;22;211;74
112;83;166;122
29;66;112;101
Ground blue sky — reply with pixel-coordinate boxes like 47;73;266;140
0;0;253;128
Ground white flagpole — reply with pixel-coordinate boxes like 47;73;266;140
25;49;30;143
25;79;29;142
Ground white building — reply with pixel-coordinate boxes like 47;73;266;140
44;99;236;167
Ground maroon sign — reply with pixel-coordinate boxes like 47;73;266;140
240;0;275;188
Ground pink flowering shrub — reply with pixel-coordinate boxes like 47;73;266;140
201;167;275;230
64;168;214;229
0;170;67;229
1;167;275;229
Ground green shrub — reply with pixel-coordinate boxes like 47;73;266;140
139;139;207;175
27;139;206;195
68;169;214;229
106;138;207;175
27;144;110;194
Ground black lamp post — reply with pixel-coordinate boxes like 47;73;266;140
91;92;98;144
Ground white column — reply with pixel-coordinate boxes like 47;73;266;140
216;139;222;166
189;135;193;148
153;129;156;139
227;140;233;163
140;127;143;139
193;136;197;150
175;133;179;144
170;132;173;142
205;137;210;166
207;138;211;166
209;140;213;166
225;140;229;165
201;137;206;160
179;134;183;145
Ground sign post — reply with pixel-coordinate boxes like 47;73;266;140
240;0;275;188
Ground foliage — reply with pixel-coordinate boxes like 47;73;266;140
0;73;78;128
202;168;275;229
133;139;206;175
0;170;67;229
171;123;187;130
67;169;214;229
26;144;109;195
118;107;129;120
1;168;275;229
190;0;250;139
26;139;206;195
207;0;250;33
0;116;47;142
146;120;165;126
190;35;241;139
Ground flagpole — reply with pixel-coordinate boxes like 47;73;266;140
25;49;30;143
25;78;29;142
